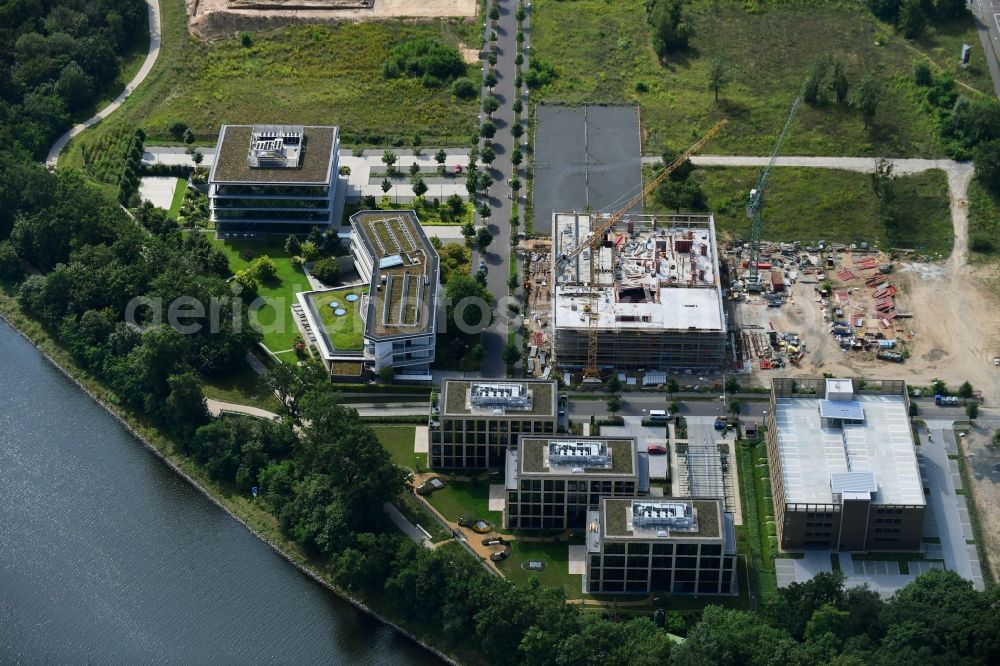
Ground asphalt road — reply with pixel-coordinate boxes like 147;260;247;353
567;393;770;422
973;0;1000;97
475;0;524;377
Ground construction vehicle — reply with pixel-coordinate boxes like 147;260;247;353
746;97;801;292
877;349;903;363
556;120;728;379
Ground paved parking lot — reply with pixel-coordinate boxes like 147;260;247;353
532;105;641;235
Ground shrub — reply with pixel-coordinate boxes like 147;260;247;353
0;241;25;283
240;32;252;48
252;255;278;281
234;269;258;294
451;77;477;99
635;81;649;93
169;121;189;141
300;241;320;262
384;38;466;88
914;61;932;86
312;257;341;285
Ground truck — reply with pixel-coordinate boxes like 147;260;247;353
876;349;903;362
934;395;960;406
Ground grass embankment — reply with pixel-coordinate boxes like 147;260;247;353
62;1;479;177
166;178;187;219
497;539;581;596
210;237;309;361
695;167;953;254
736;440;778;602
373;426;429;473
0;287;483;666
531;0;988;156
200;361;282;414
967;178;1000;260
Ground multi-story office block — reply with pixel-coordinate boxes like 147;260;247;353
766;377;925;552
504;437;649;530
585;498;738;595
552;213;726;373
429;380;558;468
209;124;340;232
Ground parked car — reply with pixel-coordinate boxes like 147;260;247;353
479;258;487;274
647;444;667;455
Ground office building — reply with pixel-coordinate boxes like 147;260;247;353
765;377;925;552
429;380;557;468
585;497;738;595
504;437;649;530
209;124;340;232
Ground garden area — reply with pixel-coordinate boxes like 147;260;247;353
424;476;503;528
647;166;953;254
530;0;991;157
308;286;369;352
496;539;582;597
372;426;430;473
736;439;779;601
210;236;309;362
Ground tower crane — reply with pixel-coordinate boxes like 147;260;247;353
745;97;800;291
556;119;727;379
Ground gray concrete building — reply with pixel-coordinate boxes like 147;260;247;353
551;213;726;373
765;377;925;552
504;437;649;530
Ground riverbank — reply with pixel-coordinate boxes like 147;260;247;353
0;290;468;666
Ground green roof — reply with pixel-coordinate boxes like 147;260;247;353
211;125;336;184
442;380;557;418
602;499;721;539
520;438;636;475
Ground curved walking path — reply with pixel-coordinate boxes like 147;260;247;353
206;398;282;420
45;0;162;167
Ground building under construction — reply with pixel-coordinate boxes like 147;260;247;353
551;213;727;373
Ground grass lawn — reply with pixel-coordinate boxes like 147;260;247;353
309;286;369;351
496;539;582;597
372;425;430;473
210;237;309;355
200;362;283;414
967;178;1000;259
736;440;778;602
425;477;503;527
647;166;952;254
62;1;479;177
531;0;988;157
166;178;187;219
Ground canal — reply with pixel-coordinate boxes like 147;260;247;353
0;320;440;664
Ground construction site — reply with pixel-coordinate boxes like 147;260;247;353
548;212;727;376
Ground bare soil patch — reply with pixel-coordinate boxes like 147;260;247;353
962;426;1000;582
189;0;477;40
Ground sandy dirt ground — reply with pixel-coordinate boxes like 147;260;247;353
189;0;477;40
961;425;1000;582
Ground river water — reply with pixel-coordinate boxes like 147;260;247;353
0;320;440;665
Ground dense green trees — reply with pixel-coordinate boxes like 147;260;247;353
383;38;466;88
0;0;147;157
646;0;693;58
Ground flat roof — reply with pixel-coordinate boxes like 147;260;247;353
519;437;637;475
351;210;438;341
552;213;725;333
772;394;924;506
210;124;337;185
441;379;556;418
600;498;722;540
